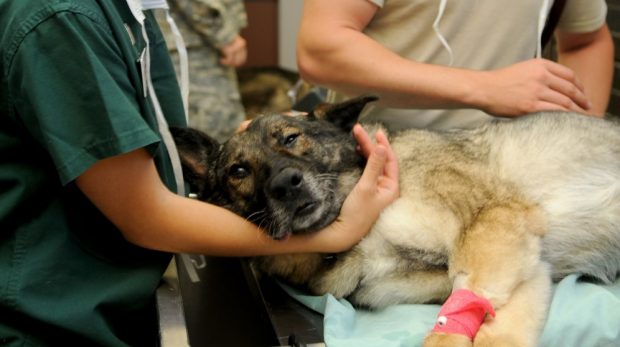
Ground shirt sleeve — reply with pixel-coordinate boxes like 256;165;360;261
366;0;384;8
558;0;608;33
7;8;160;185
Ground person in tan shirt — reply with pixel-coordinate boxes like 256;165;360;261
297;0;614;131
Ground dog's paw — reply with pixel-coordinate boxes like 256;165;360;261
423;333;473;347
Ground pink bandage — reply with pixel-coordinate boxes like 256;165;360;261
431;289;496;340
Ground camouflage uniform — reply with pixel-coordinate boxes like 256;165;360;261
157;0;247;142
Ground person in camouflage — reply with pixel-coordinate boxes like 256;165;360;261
158;0;248;142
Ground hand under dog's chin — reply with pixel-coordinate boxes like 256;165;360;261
270;202;340;240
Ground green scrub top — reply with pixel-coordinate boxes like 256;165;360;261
0;0;187;345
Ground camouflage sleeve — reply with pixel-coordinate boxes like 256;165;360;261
171;0;248;49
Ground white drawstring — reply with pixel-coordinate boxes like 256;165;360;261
138;13;186;198
128;1;203;284
128;0;188;196
126;0;145;23
433;0;550;63
141;1;190;121
126;0;148;97
165;10;190;122
536;0;551;58
433;0;454;66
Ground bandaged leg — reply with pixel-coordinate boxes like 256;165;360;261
474;263;551;347
424;201;547;347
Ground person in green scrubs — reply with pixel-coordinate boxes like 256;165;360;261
0;0;399;345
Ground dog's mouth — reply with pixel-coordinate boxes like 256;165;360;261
290;198;336;234
295;201;318;216
266;196;338;241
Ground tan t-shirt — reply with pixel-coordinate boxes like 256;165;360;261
327;0;607;131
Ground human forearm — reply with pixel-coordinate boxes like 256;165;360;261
76;128;398;257
556;24;614;117
296;2;475;110
75;149;320;256
130;192;324;256
298;31;589;116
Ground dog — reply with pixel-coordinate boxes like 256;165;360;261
171;95;620;347
236;66;314;118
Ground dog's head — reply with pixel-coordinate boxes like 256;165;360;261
172;95;378;240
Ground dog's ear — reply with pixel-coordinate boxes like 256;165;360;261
308;95;378;131
170;127;220;199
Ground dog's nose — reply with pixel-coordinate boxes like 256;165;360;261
269;167;304;200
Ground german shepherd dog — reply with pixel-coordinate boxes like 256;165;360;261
171;96;620;347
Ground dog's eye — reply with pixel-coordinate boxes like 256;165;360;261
228;164;250;179
282;133;299;147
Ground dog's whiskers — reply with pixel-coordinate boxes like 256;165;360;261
315;173;338;180
254;214;271;231
264;218;278;239
248;206;282;240
323;188;336;195
246;209;266;223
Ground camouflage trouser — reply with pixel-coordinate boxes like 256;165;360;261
155;5;247;142
167;47;246;143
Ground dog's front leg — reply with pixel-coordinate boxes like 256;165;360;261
424;263;550;347
423;200;550;347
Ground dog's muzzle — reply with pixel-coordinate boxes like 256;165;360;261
268;167;319;216
266;167;325;236
268;167;304;201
